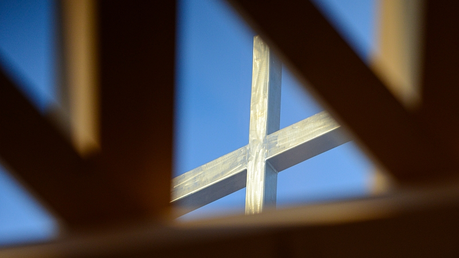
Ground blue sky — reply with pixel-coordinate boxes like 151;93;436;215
0;0;57;112
0;0;377;243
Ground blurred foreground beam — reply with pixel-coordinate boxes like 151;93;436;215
94;0;176;222
0;68;112;225
228;0;458;183
4;181;459;257
371;0;424;110
419;1;459;161
368;0;425;193
58;0;100;156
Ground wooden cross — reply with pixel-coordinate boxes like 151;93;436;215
172;36;349;215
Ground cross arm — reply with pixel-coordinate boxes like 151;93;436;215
172;112;347;215
267;111;349;172
172;146;248;215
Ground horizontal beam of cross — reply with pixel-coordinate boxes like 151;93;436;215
172;111;349;215
266;112;348;172
172;146;248;213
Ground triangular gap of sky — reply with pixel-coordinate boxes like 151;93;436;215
0;0;58;245
0;0;57;112
0;164;58;246
175;0;378;220
311;0;378;62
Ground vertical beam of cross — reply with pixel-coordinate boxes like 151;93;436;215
245;36;282;214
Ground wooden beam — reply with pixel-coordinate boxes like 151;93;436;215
57;0;100;156
228;0;458;183
3;181;459;257
94;0;176;221
370;0;424;110
418;2;459;162
0;68;116;226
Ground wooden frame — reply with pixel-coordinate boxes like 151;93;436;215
2;0;459;257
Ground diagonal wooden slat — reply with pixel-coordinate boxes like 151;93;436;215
172;112;348;214
228;0;459;183
0;66;114;225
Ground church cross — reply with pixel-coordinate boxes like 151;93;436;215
172;36;350;215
